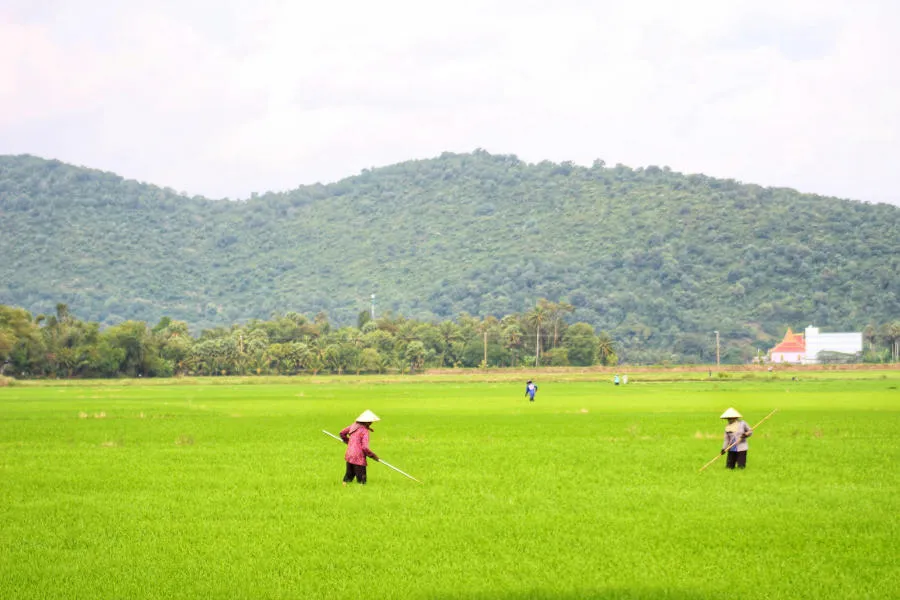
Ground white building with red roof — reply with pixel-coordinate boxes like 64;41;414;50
769;328;806;363
768;325;862;364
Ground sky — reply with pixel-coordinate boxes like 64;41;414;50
2;0;899;205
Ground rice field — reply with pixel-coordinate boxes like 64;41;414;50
1;372;898;599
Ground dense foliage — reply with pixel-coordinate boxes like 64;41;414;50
2;151;898;363
0;301;621;378
1;302;897;379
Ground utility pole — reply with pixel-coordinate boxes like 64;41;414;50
714;330;720;369
483;329;488;367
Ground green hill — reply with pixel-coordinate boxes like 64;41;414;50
1;150;898;362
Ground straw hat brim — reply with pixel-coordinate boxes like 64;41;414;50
719;407;742;419
356;409;381;422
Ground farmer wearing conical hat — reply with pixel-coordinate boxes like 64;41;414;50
720;407;752;470
339;409;381;485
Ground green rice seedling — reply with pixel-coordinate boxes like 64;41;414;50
0;373;897;599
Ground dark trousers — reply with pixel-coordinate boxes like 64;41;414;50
343;462;367;484
726;451;747;469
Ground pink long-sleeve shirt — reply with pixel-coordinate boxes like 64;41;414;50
340;423;378;466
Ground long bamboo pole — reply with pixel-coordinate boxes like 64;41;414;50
322;430;422;483
375;458;422;483
699;409;778;473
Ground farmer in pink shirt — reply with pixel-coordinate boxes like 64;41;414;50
339;410;381;485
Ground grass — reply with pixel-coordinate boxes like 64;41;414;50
1;372;898;599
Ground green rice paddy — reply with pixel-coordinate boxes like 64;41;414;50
1;372;898;599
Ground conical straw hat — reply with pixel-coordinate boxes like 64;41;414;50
356;409;381;423
719;407;742;419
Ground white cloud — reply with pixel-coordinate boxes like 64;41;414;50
1;0;898;204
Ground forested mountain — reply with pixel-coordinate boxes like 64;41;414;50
2;151;898;363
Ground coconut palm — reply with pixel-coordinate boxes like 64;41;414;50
525;303;548;367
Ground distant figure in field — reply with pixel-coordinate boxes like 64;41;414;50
339;410;381;485
614;374;620;386
720;407;752;470
525;380;538;402
623;375;628;385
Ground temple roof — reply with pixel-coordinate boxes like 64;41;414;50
770;327;806;354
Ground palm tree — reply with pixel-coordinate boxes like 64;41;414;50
395;321;420;352
309;336;329;375
597;331;616;366
249;348;270;375
863;324;877;352
550;301;574;348
501;318;523;367
882;321;900;362
405;341;426;373
526;303;548;367
438;321;461;367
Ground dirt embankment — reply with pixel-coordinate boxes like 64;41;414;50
425;363;897;376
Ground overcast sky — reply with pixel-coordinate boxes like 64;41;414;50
2;0;898;205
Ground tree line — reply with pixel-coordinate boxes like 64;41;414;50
863;323;900;363
0;299;620;379
3;301;897;379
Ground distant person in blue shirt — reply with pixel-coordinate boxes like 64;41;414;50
614;374;620;386
525;380;538;402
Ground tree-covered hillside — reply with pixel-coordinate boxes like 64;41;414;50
1;151;898;363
